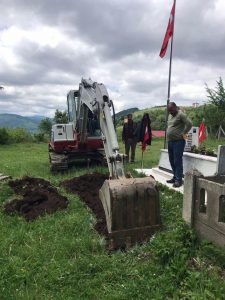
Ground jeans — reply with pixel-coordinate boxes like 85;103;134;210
125;138;137;162
168;139;185;182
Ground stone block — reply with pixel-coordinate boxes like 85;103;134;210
183;169;202;226
216;145;225;175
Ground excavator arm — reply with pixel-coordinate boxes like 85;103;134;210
78;78;125;178
77;79;161;250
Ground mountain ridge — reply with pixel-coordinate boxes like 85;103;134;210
0;113;46;133
1;109;141;132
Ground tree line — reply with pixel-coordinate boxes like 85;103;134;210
184;77;225;135
128;77;225;135
1;77;225;144
0;109;68;145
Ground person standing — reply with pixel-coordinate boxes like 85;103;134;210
139;113;152;150
122;114;137;163
166;102;192;187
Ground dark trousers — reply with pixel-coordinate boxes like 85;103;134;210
168;139;185;182
125;138;137;162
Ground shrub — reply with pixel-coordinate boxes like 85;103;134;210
0;128;10;144
7;128;33;143
33;132;48;143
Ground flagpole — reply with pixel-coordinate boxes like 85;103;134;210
141;151;144;170
164;0;177;149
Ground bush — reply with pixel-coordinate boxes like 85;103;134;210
33;132;48;143
0;128;10;144
6;128;33;143
0;127;49;144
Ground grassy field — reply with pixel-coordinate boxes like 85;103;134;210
1;139;225;299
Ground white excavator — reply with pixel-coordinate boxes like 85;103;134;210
49;78;161;249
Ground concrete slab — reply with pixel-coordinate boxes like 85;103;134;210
159;149;217;177
135;168;183;194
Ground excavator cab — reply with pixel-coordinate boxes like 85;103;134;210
49;88;104;171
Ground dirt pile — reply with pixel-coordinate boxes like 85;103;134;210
61;173;108;236
4;176;68;221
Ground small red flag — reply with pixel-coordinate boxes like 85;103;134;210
142;125;149;152
159;2;175;58
198;122;206;143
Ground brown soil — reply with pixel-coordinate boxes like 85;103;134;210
61;173;108;236
4;176;68;221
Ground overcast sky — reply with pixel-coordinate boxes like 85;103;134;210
0;0;225;117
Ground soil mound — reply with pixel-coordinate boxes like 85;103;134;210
4;176;68;221
61;173;108;236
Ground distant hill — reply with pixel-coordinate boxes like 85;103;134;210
0;114;45;133
115;107;139;125
27;115;46;122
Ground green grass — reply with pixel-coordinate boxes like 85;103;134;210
1;140;225;299
200;137;225;152
117;127;164;171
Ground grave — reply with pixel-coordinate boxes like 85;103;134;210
158;149;217;176
183;145;225;247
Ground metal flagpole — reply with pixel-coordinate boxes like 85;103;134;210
163;0;177;149
141;151;144;170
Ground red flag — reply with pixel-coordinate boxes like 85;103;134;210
141;125;149;152
159;2;175;58
198;122;206;143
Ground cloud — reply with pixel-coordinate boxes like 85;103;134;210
0;0;225;117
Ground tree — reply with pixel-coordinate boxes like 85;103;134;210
53;109;68;124
8;128;33;143
204;77;225;134
206;77;225;111
38;118;53;136
185;106;204;127
202;104;222;134
0;128;9;144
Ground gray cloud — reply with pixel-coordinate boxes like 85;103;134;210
0;0;225;116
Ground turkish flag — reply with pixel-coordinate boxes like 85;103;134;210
198;122;206;143
159;2;175;58
142;126;149;152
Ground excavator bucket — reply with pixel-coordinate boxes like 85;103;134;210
99;176;161;250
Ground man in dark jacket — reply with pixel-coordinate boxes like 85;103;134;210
122;114;137;163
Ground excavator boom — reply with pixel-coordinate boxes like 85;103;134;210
77;79;125;178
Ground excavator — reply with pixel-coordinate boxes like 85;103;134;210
49;78;161;249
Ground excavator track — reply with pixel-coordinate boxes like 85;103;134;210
49;150;106;172
49;152;69;172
